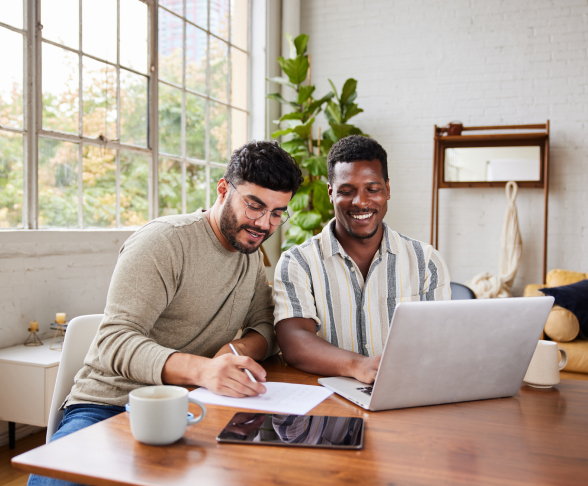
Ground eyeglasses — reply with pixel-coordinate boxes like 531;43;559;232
228;180;290;226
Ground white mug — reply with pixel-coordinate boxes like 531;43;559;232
129;385;207;445
523;340;568;388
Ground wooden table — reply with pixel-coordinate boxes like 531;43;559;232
12;356;588;485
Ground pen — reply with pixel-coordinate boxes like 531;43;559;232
229;343;258;383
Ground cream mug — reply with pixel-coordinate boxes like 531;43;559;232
129;385;207;445
523;340;568;388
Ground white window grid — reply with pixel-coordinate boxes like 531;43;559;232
158;0;250;213
0;0;250;229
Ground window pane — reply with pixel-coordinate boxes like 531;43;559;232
210;0;229;40
231;108;247;153
159;157;182;215
186;0;208;29
82;145;116;227
120;151;149;227
42;43;79;134
38;138;79;228
0;131;23;228
230;0;248;51
0;28;24;129
0;0;23;30
42;0;79;49
210;101;228;162
159;7;183;86
186;24;207;95
210;37;228;102
121;0;148;74
82;0;117;63
82;57;117;140
159;83;182;155
210;166;225;207
159;0;183;16
186;163;206;212
120;70;148;147
186;93;205;160
230;47;247;110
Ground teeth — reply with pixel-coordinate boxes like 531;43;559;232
351;213;373;220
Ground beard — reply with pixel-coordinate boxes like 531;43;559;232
219;196;270;254
347;222;379;240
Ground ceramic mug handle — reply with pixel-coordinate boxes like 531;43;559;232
558;348;568;371
187;397;207;425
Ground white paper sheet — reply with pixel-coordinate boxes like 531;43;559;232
188;382;334;415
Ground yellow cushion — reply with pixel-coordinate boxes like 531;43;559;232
546;269;588;287
556;339;588;374
544;305;580;342
523;284;545;297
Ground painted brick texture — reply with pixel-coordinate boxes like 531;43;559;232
300;0;588;295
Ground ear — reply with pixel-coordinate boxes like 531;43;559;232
217;178;230;204
385;179;390;200
327;182;333;204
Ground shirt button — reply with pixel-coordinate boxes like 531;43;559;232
350;267;355;272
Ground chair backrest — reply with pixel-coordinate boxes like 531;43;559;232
450;282;476;300
46;314;103;443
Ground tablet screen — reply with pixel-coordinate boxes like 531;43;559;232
217;413;364;449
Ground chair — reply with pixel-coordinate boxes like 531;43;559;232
450;282;476;300
46;314;103;443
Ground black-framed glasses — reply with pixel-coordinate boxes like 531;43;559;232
228;181;290;226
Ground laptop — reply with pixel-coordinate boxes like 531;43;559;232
318;296;554;411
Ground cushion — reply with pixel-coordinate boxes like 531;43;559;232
546;269;588;287
540;280;588;336
543;305;580;342
557;338;588;374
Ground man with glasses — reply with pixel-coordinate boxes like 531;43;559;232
28;141;302;486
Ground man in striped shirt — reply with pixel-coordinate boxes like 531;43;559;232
273;135;451;383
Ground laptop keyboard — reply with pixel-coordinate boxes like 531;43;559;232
356;386;373;396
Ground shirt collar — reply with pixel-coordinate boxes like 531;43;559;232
320;218;399;260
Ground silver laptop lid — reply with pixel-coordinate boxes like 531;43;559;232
368;296;554;411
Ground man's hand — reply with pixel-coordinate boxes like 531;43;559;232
161;352;267;398
350;355;382;384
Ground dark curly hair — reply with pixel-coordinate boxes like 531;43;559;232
327;135;388;184
224;140;303;195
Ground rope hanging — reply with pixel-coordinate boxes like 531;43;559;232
468;181;523;299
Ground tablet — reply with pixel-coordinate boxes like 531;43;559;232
216;412;364;449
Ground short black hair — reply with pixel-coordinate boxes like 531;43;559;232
327;135;388;184
224;140;303;195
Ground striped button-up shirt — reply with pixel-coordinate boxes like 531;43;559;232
273;220;451;357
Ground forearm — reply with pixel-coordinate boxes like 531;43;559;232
277;321;363;377
214;329;269;361
161;352;209;386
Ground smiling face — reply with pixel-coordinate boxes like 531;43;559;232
328;159;390;241
218;180;292;254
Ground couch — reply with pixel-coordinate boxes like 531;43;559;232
524;269;588;374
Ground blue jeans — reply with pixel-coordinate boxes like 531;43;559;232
28;404;126;486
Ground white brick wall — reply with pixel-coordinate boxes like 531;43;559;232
301;0;588;295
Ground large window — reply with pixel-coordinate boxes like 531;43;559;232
0;0;250;229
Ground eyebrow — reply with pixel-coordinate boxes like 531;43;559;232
338;181;384;188
244;194;289;212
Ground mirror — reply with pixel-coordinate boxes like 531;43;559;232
444;146;541;182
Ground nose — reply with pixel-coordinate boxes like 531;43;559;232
352;190;370;208
253;211;272;231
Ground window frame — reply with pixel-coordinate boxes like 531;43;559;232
0;0;251;230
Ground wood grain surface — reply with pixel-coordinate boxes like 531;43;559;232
12;356;588;486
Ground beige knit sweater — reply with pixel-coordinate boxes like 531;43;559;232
66;210;276;407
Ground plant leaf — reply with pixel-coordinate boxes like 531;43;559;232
271;127;294;138
294;34;309;56
301;155;327;177
267;76;296;89
340;78;358;106
292;117;315;138
267;92;298;108
324;100;342;124
342;103;363;123
278;56;309;86
297;85;316;105
291;210;322;230
289;191;310;211
328;79;339;101
307;92;334;115
281;139;307;154
284;33;297;59
276;112;304;123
